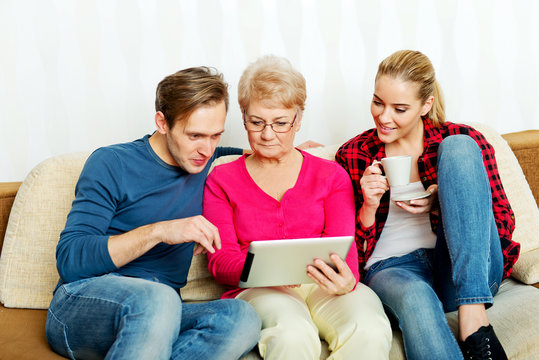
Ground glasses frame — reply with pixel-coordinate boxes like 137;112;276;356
242;111;298;133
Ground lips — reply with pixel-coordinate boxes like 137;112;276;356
191;158;208;167
377;123;396;136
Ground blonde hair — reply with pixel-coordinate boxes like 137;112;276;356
238;55;306;112
376;50;445;127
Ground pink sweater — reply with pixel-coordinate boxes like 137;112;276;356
203;150;359;299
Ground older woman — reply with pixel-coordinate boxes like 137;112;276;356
203;55;391;360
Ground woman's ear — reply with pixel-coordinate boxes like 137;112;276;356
155;111;168;134
421;96;434;116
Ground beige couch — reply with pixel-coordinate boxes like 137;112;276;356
1;123;538;359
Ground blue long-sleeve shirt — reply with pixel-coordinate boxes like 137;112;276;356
56;134;241;289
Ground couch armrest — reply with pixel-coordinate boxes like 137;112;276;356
502;130;539;289
0;182;22;255
502;130;539;205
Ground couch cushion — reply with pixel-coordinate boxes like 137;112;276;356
0;304;66;359
0;153;89;309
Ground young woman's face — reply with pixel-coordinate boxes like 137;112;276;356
371;75;432;144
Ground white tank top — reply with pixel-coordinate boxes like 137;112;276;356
365;181;436;270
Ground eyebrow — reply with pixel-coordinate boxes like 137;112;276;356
247;114;290;121
186;129;225;137
373;94;410;107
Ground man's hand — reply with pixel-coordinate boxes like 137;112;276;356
108;215;221;268
157;215;221;255
306;253;356;295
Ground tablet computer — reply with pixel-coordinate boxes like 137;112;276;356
238;236;354;288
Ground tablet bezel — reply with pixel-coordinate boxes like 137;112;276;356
238;235;354;288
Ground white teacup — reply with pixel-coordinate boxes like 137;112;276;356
374;155;412;187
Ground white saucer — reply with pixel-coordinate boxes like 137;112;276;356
392;190;432;202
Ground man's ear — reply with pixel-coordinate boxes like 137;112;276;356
155;111;168;134
421;96;434;116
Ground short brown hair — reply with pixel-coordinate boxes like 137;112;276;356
238;55;306;112
155;67;229;128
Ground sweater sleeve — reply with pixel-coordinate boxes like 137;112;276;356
203;166;246;286
214;146;243;158
322;164;360;283
56;149;119;283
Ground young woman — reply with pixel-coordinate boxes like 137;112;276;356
336;50;520;360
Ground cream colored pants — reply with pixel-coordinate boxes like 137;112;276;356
236;282;391;360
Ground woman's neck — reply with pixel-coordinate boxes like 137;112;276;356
385;119;424;157
247;148;302;169
245;149;304;202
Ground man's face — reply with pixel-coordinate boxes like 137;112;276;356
165;101;226;174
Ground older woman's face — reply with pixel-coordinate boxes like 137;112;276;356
244;100;300;160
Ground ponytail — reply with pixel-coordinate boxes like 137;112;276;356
428;81;445;127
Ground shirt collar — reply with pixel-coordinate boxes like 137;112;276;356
363;128;386;160
422;117;444;151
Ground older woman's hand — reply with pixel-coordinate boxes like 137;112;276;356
306;253;356;295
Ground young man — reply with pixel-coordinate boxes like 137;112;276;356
45;67;261;360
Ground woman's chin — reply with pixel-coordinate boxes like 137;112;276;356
376;130;396;144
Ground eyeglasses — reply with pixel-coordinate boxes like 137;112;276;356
243;111;297;133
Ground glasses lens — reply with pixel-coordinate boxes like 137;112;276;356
272;122;292;132
245;120;263;132
244;112;296;133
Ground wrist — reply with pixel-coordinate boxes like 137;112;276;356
359;205;377;228
146;222;164;246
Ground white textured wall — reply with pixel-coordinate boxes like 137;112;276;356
1;0;538;182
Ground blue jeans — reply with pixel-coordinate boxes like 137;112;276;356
364;135;504;360
46;274;261;360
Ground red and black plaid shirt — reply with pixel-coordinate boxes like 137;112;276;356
336;118;520;280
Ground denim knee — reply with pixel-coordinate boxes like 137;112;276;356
438;134;482;166
106;281;183;359
369;268;442;323
174;299;261;359
122;281;182;336
214;299;261;345
392;278;444;322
